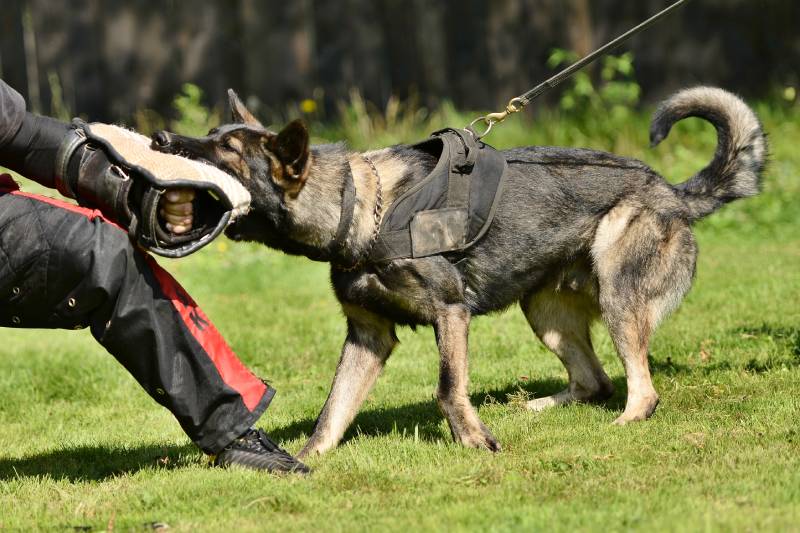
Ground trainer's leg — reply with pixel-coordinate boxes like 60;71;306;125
0;187;273;454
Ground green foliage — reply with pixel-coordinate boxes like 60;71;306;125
316;51;643;153
170;83;221;137
46;71;73;122
134;83;221;137
309;90;459;149
545;49;641;138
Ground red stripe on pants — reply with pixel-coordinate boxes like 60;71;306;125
1;173;267;412
144;255;267;411
1;174;122;229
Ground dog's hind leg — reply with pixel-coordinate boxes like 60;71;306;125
299;306;397;457
435;305;500;451
592;203;697;424
521;286;614;412
598;301;660;425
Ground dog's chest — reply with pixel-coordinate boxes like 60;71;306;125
333;260;464;326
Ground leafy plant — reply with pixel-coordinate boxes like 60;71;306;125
547;49;642;132
170;83;221;137
133;83;221;137
46;71;73;122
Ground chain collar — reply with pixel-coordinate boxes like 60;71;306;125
333;155;382;272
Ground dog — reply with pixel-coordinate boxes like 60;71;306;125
153;87;766;457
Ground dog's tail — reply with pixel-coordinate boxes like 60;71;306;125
650;87;767;221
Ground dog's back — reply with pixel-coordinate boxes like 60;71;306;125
460;87;766;316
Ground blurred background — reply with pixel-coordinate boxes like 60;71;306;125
1;0;798;129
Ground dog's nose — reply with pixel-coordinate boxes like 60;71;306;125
152;130;172;148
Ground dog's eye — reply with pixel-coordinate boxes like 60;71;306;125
221;138;240;154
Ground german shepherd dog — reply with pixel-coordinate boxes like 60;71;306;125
153;87;766;457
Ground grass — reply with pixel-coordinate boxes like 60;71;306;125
1;100;799;531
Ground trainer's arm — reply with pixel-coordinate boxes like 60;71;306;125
0;79;194;234
0;81;26;150
0;80;69;189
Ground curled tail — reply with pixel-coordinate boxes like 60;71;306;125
650;87;767;221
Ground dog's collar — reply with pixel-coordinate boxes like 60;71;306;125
330;156;382;271
328;163;357;262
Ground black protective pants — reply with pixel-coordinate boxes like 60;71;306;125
0;174;273;454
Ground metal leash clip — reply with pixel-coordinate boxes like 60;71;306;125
466;97;525;139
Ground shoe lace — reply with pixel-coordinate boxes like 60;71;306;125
233;428;290;457
252;428;288;455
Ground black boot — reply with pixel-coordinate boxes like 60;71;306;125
212;428;310;474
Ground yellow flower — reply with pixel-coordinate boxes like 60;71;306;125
300;99;318;114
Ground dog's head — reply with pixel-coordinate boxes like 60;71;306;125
152;90;312;242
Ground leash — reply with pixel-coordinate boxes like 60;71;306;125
467;0;691;139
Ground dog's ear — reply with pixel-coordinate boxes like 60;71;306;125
227;89;263;128
267;119;311;197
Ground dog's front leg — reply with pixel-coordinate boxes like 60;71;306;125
299;309;397;458
435;305;500;452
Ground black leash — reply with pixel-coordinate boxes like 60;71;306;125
468;0;691;138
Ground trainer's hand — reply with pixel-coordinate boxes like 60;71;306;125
159;188;195;234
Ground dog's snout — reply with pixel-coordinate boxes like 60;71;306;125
152;131;172;148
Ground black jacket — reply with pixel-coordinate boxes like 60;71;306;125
0;81;26;154
0;80;73;192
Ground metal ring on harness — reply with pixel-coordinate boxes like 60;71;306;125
466;116;495;140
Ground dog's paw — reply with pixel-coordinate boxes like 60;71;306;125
457;424;502;452
612;394;660;425
482;432;502;453
612;413;645;426
298;438;333;459
525;389;573;412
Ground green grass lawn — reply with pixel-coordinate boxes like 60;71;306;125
1;104;799;531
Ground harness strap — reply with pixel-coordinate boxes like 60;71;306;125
371;229;412;261
328;156;383;271
439;129;476;209
328;165;356;262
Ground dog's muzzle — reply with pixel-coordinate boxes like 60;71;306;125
151;130;172;149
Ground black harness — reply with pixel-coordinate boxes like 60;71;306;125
329;128;508;269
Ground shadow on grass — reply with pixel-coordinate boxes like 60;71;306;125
0;377;630;480
5;323;796;481
269;322;800;447
0;442;196;482
268;376;628;445
732;323;800;357
650;323;800;376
